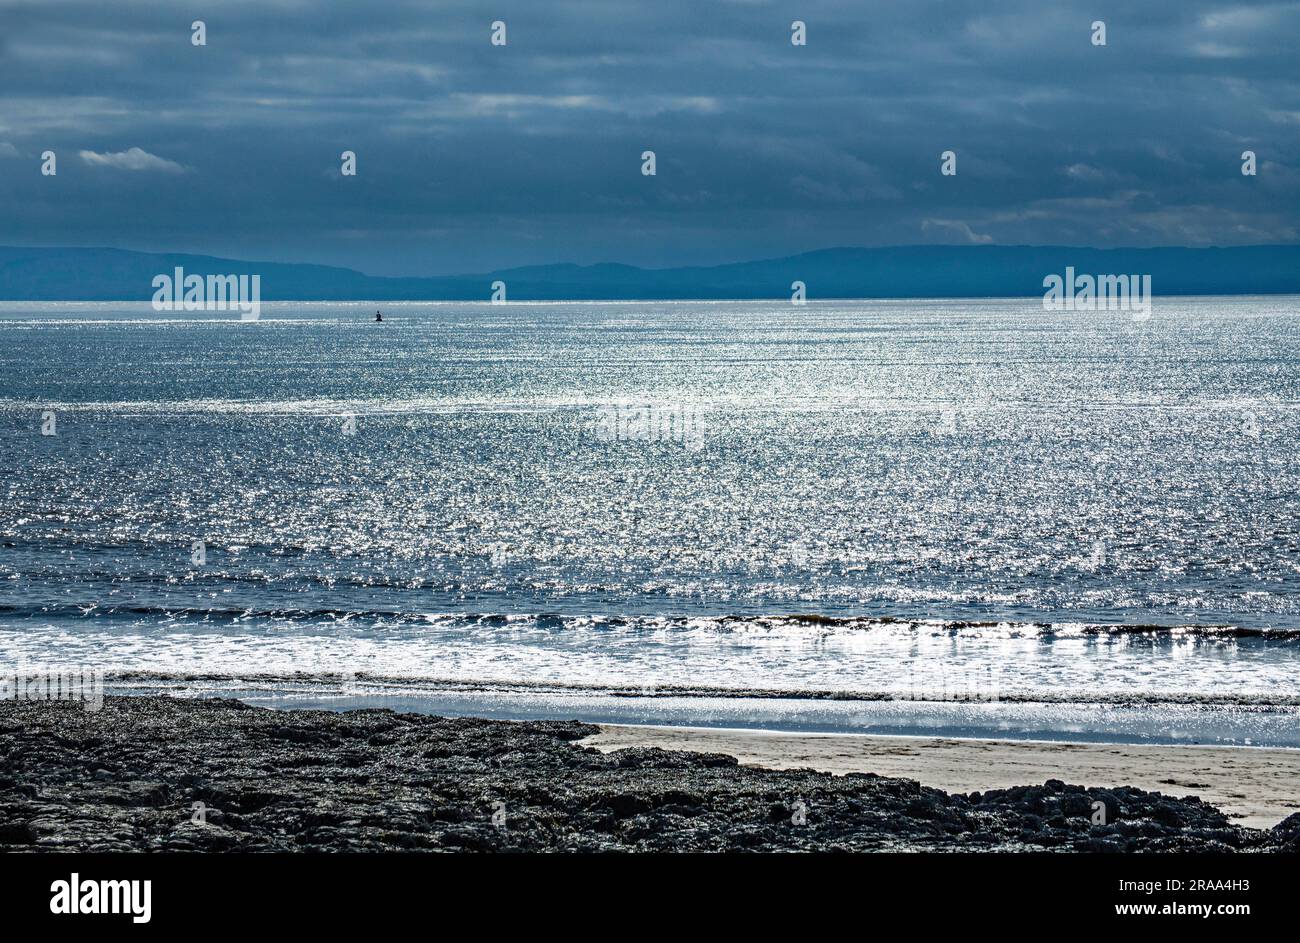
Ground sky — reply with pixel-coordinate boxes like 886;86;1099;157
0;0;1298;275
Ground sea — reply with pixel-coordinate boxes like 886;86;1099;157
2;298;1298;746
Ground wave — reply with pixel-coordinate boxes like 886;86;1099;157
98;669;1300;708
4;603;1299;638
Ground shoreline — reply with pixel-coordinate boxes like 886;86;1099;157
2;695;1298;852
582;725;1300;830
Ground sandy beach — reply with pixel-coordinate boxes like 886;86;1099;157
583;725;1300;830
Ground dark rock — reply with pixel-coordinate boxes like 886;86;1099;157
0;695;1281;853
0;821;37;844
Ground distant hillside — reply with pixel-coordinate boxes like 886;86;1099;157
2;244;1299;300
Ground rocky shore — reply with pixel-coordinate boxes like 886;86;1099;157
2;695;1297;852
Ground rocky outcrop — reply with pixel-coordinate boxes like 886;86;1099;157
0;696;1290;852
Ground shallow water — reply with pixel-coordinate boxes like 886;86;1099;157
2;298;1299;744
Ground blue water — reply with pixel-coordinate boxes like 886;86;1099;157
2;298;1299;745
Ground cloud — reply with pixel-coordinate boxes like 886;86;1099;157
1064;163;1107;181
78;147;188;173
0;142;19;158
1193;42;1248;59
0;0;1293;275
922;219;994;244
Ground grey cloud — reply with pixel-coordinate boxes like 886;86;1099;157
0;0;1295;274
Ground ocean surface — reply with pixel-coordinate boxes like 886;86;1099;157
2;298;1299;746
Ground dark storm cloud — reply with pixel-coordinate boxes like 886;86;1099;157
0;0;1297;273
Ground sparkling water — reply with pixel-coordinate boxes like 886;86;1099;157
3;298;1298;744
